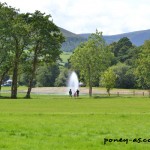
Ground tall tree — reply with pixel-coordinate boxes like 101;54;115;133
10;14;30;98
0;3;30;98
24;11;65;98
112;37;133;63
135;40;150;89
70;30;113;96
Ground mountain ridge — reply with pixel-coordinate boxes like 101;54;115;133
59;28;150;52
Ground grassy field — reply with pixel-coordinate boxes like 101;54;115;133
0;95;150;150
60;52;72;65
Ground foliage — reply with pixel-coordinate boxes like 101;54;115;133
70;30;113;96
0;3;31;98
111;63;136;88
110;37;133;63
23;11;65;98
135;40;150;89
100;68;116;96
0;38;12;90
36;63;60;87
0;3;64;98
54;68;68;86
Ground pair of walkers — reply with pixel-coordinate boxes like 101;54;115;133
69;89;79;97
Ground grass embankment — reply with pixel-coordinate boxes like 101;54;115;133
0;95;150;150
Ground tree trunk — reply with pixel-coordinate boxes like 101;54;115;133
88;66;92;97
11;37;20;99
25;46;38;98
25;62;37;98
25;78;33;98
11;62;18;98
107;88;110;96
89;86;92;97
0;79;2;96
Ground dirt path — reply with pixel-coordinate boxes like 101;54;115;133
30;87;149;96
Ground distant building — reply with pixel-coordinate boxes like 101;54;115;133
2;79;12;86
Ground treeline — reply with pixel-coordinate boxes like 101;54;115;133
0;2;64;98
69;31;150;96
19;32;150;96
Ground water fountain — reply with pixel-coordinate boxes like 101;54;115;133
67;71;79;96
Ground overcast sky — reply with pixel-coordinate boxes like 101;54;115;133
1;0;150;35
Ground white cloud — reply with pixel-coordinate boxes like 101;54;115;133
1;0;150;35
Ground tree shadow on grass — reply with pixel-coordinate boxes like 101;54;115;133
93;95;120;99
93;95;139;99
0;96;32;99
0;96;10;99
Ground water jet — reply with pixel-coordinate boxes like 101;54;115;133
67;71;79;95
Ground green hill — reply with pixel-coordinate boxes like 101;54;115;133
59;27;87;52
59;27;77;37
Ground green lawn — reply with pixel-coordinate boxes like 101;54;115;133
0;95;150;150
60;52;72;64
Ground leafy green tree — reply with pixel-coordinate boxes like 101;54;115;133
135;40;150;89
24;11;65;98
100;68;116;96
108;42;118;65
0;3;30;98
0;33;12;91
54;68;68;87
124;46;140;66
36;63;60;87
111;63;136;88
112;37;133;63
10;14;31;98
0;58;12;92
70;30;113;96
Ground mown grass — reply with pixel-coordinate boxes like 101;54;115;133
60;52;72;64
0;95;150;150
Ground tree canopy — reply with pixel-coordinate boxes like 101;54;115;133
135;40;150;89
100;68;116;96
70;30;113;96
0;2;64;98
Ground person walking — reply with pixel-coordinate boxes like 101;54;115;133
69;89;72;97
76;89;79;97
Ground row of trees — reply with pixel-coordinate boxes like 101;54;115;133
70;30;150;96
10;30;149;97
0;3;64;98
0;3;149;98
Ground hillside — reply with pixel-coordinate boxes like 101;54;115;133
59;28;87;52
79;29;150;46
60;28;87;52
60;28;150;52
59;27;77;37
